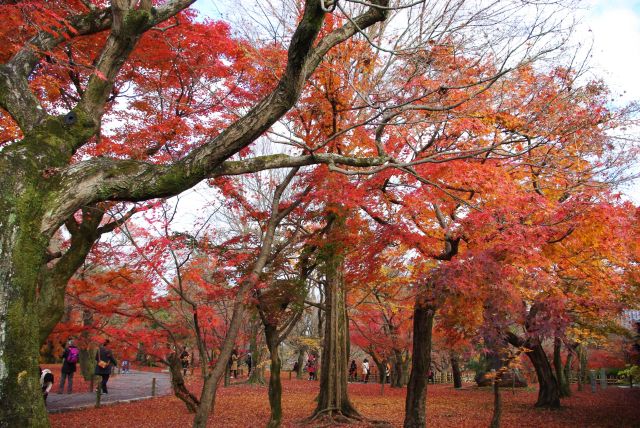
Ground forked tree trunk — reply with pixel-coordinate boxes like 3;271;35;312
310;235;360;422
451;354;462;389
507;332;560;408
265;323;283;428
553;338;570;398
527;339;560;408
168;352;200;413
403;301;436;428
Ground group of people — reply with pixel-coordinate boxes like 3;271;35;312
349;358;377;383
40;339;118;402
228;349;252;378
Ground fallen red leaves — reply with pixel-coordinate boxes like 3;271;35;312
48;377;640;427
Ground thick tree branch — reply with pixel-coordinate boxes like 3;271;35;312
45;0;390;235
44;153;387;235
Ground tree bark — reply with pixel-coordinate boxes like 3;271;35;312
247;318;265;385
527;339;561;408
403;301;436;428
296;346;307;379
553;337;570;398
563;347;574;395
168;352;200;413
0;155;54;427
578;345;587;392
265;324;283;428
391;349;405;388
490;374;501;428
311;224;360;422
451;354;463;389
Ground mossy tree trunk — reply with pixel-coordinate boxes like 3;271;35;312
0;137;103;426
0;187;50;427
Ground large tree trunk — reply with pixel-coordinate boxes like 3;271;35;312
248;318;265;385
553;338;570;398
403;301;436;428
296;346;307;379
391;348;405;388
451;354;462;389
578;345;587;392
265;324;283;428
506;331;560;408
563;346;574;395
527;339;561;408
168;352;200;413
490;374;501;428
310;230;360;423
0;161;54;427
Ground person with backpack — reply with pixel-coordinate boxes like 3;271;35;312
95;339;117;394
59;339;79;394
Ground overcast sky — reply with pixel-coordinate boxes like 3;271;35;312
584;0;640;201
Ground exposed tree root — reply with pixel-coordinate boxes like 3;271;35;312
300;408;391;428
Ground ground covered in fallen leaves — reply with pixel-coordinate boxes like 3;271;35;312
49;376;640;427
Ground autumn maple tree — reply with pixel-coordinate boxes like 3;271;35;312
2;1;638;428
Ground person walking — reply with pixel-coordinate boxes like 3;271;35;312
307;354;317;381
349;359;357;382
59;339;79;394
362;358;370;383
95;339;117;394
230;349;239;379
246;352;253;377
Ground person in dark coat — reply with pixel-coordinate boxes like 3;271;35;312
180;347;190;376
349;360;357;382
246;352;253;377
59;339;79;394
95;339;117;394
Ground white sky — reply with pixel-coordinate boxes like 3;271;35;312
582;0;640;201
